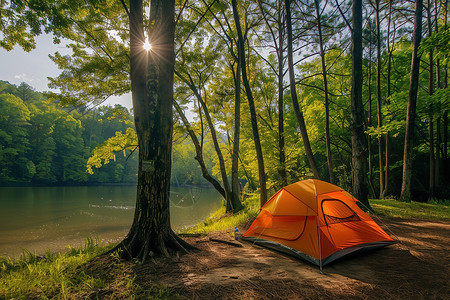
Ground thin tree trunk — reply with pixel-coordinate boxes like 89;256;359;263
444;1;449;179
400;0;423;202
232;0;268;206
315;0;334;183
367;15;376;199
374;0;384;198
176;71;237;211
173;99;226;199
382;1;394;199
285;0;320;179
278;13;288;187
427;0;435;200
429;111;435;199
231;54;243;210
445;109;448;154
435;116;441;187
351;0;370;209
257;0;287;187
383;133;390;197
434;0;441;191
197;92;233;210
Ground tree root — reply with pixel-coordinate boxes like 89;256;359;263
105;230;198;262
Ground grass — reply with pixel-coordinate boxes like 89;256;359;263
180;193;260;235
1;195;448;299
0;238;138;299
370;198;450;221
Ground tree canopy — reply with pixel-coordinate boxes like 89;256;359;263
1;0;449;202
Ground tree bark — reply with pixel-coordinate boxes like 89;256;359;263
173;99;226;199
444;0;449;165
232;0;268;206
381;1;394;199
427;0;435;200
314;0;334;184
114;0;192;261
285;0;320;179
400;0;423;202
277;11;288;187
174;70;240;212
433;0;441;192
231;50;243;210
196;86;234;211
257;0;287;187
374;0;384;198
429;110;435;200
367;20;376;198
351;0;370;209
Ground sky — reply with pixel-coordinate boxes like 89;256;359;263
0;33;132;109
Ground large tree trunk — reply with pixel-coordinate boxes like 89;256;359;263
351;0;370;209
285;0;320;179
115;0;191;261
232;0;268;206
314;0;334;184
400;0;423;202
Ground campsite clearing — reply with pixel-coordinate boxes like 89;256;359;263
79;217;449;299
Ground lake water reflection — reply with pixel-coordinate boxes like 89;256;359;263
0;186;222;258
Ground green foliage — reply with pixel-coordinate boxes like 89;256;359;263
0;93;31;181
86;127;137;174
0;81;138;185
371;199;450;221
420;26;450;64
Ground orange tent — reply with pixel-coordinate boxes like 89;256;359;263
242;179;395;268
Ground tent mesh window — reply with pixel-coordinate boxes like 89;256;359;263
322;199;361;225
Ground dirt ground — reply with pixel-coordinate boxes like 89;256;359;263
87;218;450;299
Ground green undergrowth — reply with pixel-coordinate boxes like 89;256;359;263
0;238;140;299
180;193;260;235
370;198;450;221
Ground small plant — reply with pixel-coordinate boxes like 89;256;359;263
427;198;450;206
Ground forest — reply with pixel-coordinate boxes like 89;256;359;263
1;1;450;298
0;80;138;184
0;80;216;186
1;0;449;203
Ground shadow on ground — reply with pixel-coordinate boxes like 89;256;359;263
128;219;449;299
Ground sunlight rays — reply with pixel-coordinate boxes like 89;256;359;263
143;39;152;51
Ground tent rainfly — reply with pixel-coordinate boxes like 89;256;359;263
242;179;395;269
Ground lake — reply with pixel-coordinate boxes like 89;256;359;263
0;186;222;258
